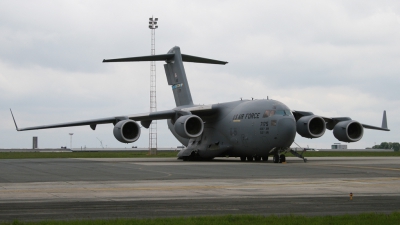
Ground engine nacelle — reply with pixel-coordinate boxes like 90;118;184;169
174;115;204;138
113;120;141;143
296;115;326;138
333;120;363;142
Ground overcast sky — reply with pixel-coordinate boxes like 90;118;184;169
1;0;399;149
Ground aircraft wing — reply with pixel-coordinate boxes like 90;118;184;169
10;109;176;131
292;110;390;131
181;104;216;116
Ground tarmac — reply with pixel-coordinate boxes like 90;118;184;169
0;148;392;152
0;157;399;221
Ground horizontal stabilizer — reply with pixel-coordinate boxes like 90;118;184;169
181;54;227;64
103;54;227;65
103;54;174;63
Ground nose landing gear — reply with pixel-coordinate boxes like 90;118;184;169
272;154;286;163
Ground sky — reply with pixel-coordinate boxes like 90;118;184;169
1;0;399;149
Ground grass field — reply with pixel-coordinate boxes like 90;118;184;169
0;151;178;159
2;213;400;225
296;151;400;157
0;150;399;159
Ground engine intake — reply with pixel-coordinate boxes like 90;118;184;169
113;120;141;143
296;115;326;138
333;120;363;142
174;115;204;138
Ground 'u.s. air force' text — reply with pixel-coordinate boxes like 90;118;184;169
232;113;261;120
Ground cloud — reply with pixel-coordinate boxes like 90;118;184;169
0;0;398;149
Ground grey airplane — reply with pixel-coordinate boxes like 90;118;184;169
11;46;390;163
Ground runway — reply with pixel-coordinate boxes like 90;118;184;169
1;157;399;221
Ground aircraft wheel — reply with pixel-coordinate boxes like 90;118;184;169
240;157;246;162
280;154;286;163
254;156;261;161
262;156;268;161
273;155;280;163
247;156;253;162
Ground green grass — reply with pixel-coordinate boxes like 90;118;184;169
0;151;178;159
300;151;400;157
2;213;400;225
0;151;399;159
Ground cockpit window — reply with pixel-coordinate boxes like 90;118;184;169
275;110;286;116
263;110;275;118
263;110;292;117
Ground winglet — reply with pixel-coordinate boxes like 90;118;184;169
10;109;20;131
382;110;388;129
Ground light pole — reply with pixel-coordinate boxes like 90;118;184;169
69;133;74;150
148;16;158;155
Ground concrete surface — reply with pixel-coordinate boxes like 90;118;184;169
0;157;399;221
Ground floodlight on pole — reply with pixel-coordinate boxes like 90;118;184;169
149;16;158;29
148;16;158;155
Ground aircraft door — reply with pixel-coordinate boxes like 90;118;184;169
241;133;249;148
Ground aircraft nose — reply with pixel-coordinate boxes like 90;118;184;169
276;117;296;147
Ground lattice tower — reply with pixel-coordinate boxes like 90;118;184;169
148;17;158;155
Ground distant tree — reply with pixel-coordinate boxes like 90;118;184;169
381;142;389;149
392;142;400;152
371;142;399;151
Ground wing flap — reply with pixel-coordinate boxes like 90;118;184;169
14;117;116;131
11;109;177;131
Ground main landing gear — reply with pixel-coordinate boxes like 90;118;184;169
240;155;280;163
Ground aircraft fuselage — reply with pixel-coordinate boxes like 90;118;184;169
169;99;296;159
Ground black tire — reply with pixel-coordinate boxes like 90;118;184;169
254;156;261;161
280;154;286;163
247;156;254;162
240;156;246;162
273;155;280;163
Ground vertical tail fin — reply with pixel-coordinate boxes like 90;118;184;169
164;47;193;106
103;46;227;107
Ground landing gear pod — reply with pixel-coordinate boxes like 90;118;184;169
174;115;204;138
113;120;141;143
296;115;326;138
333;120;364;142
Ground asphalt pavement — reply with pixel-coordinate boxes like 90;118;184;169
0;157;399;221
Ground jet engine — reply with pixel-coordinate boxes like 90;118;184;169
113;120;141;143
174;115;204;138
296;115;326;138
333;120;363;142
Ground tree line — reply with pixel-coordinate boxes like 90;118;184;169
371;142;399;151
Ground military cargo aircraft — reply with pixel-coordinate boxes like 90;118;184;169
11;46;390;162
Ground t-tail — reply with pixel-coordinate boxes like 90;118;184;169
103;46;227;107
